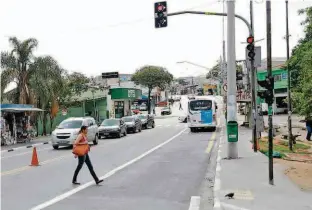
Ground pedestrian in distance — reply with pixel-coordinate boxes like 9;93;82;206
72;126;103;185
304;117;312;141
179;102;183;110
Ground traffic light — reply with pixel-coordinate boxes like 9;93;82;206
246;36;255;60
154;2;167;28
257;76;274;105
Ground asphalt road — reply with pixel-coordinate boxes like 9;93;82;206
1;117;218;210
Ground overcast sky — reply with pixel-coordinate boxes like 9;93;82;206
1;0;312;89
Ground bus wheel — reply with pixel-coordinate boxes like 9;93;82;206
190;128;196;132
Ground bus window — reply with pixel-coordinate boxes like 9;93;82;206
189;100;212;111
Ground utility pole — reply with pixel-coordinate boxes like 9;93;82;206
222;0;226;93
226;0;238;159
266;1;274;185
250;0;258;152
285;0;293;151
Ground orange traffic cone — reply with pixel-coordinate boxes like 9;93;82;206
30;147;39;166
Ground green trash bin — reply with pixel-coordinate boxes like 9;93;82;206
227;121;238;142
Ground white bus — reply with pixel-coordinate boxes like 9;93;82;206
187;96;218;132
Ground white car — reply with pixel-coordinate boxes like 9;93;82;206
139;104;147;111
51;117;99;149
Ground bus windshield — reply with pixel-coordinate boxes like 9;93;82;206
189;100;212;111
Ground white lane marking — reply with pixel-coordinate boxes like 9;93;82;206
1;147;51;160
188;196;200;210
30;128;187;210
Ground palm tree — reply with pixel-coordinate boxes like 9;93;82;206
28;56;66;135
1;37;38;104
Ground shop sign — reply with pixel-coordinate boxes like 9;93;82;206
128;89;135;98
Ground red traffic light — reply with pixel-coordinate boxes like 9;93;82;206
157;5;164;11
246;36;254;44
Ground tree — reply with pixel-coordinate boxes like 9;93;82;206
206;59;242;80
288;6;312;117
28;56;65;135
132;65;173;114
1;37;38;104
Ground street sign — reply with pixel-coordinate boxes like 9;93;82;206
102;72;119;79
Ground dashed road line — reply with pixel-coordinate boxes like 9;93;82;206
188;196;201;210
206;132;216;154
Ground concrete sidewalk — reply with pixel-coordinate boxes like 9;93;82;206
214;126;312;210
1;135;51;152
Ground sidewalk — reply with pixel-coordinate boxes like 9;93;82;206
1;135;51;152
214;126;312;210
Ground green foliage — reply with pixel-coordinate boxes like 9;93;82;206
131;65;173;90
206;59;243;80
288;6;312;117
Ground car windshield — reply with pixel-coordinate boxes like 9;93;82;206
58;120;82;129
138;115;147;119
123;117;134;122
101;119;119;126
189;100;212;111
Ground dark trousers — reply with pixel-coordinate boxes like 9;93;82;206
72;153;99;182
306;125;312;140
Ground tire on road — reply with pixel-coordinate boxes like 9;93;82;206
53;145;59;150
93;134;98;145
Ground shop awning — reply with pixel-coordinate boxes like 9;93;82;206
1;107;44;113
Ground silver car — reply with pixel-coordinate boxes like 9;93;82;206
51;117;99;149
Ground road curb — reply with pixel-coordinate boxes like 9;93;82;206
1;141;51;153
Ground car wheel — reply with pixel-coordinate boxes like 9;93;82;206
53;145;59;150
190;128;196;133
93;135;98;145
117;132;121;138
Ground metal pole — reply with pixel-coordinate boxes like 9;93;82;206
266;0;274;185
285;0;293;151
250;0;258;152
222;0;227;97
227;0;238;159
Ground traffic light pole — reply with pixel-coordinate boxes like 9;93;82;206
266;1;274;185
249;0;258;152
285;0;293;151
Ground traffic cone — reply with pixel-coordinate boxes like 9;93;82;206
30;147;39;166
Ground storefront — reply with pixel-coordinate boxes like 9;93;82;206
108;88;142;118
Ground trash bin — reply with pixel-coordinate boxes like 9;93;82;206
227;121;238;142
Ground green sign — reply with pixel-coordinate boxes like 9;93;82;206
110;88;142;100
257;69;288;90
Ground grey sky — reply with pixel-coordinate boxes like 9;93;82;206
1;0;311;83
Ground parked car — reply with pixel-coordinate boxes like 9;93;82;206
138;114;155;129
161;107;172;115
51;117;98;149
122;116;142;133
98;118;127;138
157;101;168;107
139;103;147;111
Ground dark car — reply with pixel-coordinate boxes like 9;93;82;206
138;114;155;129
123;116;142;133
98;118;127;138
161;107;172;115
